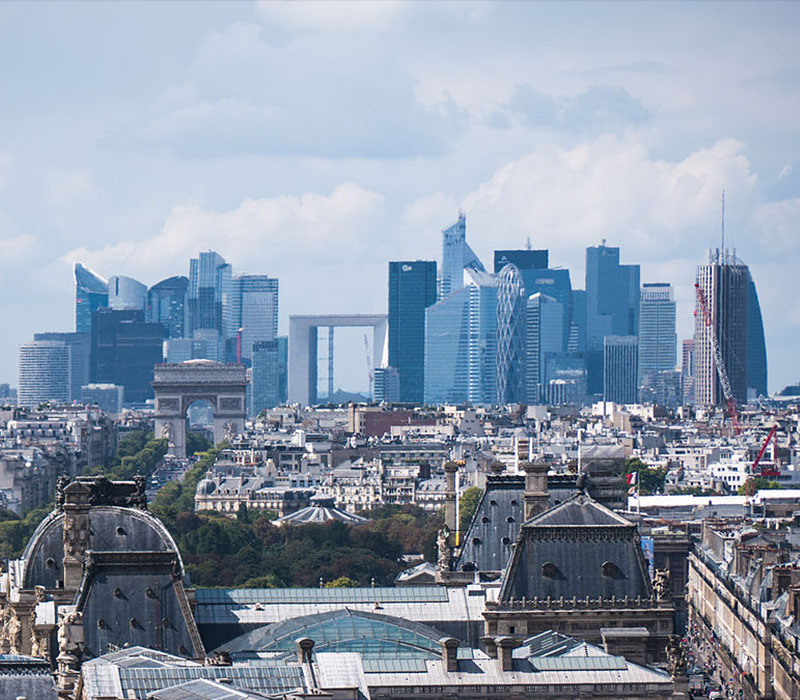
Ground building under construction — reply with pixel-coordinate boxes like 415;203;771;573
693;248;751;407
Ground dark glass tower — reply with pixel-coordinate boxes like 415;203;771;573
493;249;548;273
694;250;749;406
747;273;768;398
251;339;280;416
585;243;640;395
147;276;189;339
75;263;108;334
389;261;437;403
90;309;164;404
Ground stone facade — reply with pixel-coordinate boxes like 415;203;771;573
153;361;247;457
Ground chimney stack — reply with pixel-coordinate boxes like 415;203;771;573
440;637;459;672
496;636;518;672
296;637;314;664
523;458;549;520
481;635;497;658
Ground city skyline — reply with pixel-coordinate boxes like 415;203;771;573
0;2;798;392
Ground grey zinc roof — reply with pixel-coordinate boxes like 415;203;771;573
313;643;672;694
0;655;57;700
499;494;652;602
194;585;484;629
524;493;636;527
147;678;278;699
455;476;524;573
196;586;448;605
82;660;306;700
78;554;204;659
22;505;184;589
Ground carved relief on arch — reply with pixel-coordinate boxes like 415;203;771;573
157;398;181;413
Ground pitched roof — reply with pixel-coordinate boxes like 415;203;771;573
524;493;635;528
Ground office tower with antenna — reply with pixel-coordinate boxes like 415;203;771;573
693;194;760;406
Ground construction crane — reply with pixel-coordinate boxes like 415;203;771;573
363;334;374;399
752;425;780;477
694;282;741;434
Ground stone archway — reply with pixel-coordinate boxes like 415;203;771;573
152;361;248;458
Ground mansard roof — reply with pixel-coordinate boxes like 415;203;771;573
454;475;524;574
498;493;652;603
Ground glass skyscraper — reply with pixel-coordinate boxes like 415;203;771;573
496;263;527;404
90;309;165;405
525;293;563;403
681;339;695;405
693;249;749;406
75;263;108;334
425;269;497;404
519;268;574;354
585;243;640;395
251;339;280;416
189;251;232;337
603;335;639;404
108;275;147;311
439;212;485;300
493;249;548;273
638;283;677;384
747;273;768;398
231;275;279;363
33;331;90;402
388;260;437;403
147;276;189;339
18;341;71;407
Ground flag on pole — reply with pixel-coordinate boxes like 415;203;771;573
627;471;638;497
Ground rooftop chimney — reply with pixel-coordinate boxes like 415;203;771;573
496;636;518;672
440;637;459;672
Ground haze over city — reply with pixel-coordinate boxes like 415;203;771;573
0;0;798;393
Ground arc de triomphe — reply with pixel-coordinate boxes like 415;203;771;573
152;360;248;458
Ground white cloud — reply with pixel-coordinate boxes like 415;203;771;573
755;198;800;254
0;152;10;189
462;135;758;269
64;182;385;282
136;21;458;159
45;169;93;206
0;233;36;266
255;0;407;32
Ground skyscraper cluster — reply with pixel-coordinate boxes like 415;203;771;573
16;210;770;414
388;213;768;409
18;253;285;415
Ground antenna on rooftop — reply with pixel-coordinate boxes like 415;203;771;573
721;189;725;255
526;236;532;251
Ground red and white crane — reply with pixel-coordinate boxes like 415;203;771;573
694;282;741;434
752;424;780;477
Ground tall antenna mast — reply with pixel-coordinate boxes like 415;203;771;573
721;189;725;256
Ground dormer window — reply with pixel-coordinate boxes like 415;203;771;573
602;561;624;579
541;561;561;579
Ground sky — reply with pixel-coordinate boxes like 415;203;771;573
0;0;798;394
